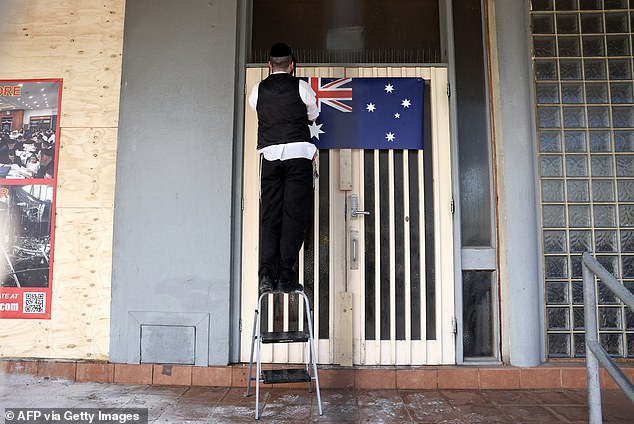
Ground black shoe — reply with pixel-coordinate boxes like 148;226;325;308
259;275;274;295
277;279;303;293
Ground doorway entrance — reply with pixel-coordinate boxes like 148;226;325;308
240;66;454;365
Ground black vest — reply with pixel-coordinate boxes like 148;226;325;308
256;73;311;149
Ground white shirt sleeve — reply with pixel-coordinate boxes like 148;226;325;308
298;79;319;121
248;82;260;112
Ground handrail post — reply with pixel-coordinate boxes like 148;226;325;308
582;254;602;424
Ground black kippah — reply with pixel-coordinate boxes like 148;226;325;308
269;42;292;58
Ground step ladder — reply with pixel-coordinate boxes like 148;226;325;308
246;289;323;420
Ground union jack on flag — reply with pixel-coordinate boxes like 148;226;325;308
302;77;425;150
309;77;353;113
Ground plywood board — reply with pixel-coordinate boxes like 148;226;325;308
0;0;125;360
0;0;125;128
56;127;118;208
0;208;114;359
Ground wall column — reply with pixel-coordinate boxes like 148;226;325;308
489;0;543;366
110;0;238;365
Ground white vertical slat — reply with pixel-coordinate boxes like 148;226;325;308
312;149;320;354
402;152;412;365
282;293;291;361
269;289;290;361
351;148;364;366
388;149;396;365
290;250;306;361
356;149;366;365
346;65;364;366
313;158;323;361
299;249;305;331
329;149;337;362
418;66;430;361
373;149;381;363
315;148;324;362
418;148;428;364
346;61;363;365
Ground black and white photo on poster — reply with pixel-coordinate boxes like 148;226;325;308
0;184;52;289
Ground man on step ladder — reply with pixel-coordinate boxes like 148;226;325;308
248;42;319;295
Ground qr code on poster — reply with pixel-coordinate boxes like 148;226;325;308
23;292;46;314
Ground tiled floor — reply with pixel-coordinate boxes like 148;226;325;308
1;374;633;423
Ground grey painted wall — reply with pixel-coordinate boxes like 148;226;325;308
110;0;238;365
492;1;543;366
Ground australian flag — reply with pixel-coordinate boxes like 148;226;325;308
303;77;425;150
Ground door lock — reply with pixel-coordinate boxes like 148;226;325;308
350;194;370;218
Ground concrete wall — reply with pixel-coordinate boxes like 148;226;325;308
110;0;238;365
489;0;544;366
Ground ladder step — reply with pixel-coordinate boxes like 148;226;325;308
262;369;312;384
261;331;309;343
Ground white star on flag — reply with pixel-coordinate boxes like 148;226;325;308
309;121;325;140
384;84;394;93
394;113;400;119
366;103;376;112
401;99;411;108
386;132;395;142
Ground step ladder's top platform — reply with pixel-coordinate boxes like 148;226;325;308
261;331;309;344
259;288;304;297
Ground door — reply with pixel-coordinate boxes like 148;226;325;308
240;66;454;365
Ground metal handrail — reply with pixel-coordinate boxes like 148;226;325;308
581;252;634;423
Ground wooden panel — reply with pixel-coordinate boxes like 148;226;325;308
335;292;353;366
0;208;113;359
0;0;124;360
56;127;117;208
0;0;125;128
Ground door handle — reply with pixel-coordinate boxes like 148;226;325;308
349;230;359;270
350;194;370;218
352;238;358;263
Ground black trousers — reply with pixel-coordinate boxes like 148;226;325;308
259;157;314;283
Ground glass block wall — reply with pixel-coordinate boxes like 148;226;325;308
530;0;634;358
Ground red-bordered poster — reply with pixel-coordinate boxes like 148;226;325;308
0;79;62;319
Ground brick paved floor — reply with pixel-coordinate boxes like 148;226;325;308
1;374;633;423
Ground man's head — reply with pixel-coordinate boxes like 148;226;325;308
38;148;53;165
268;42;294;73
